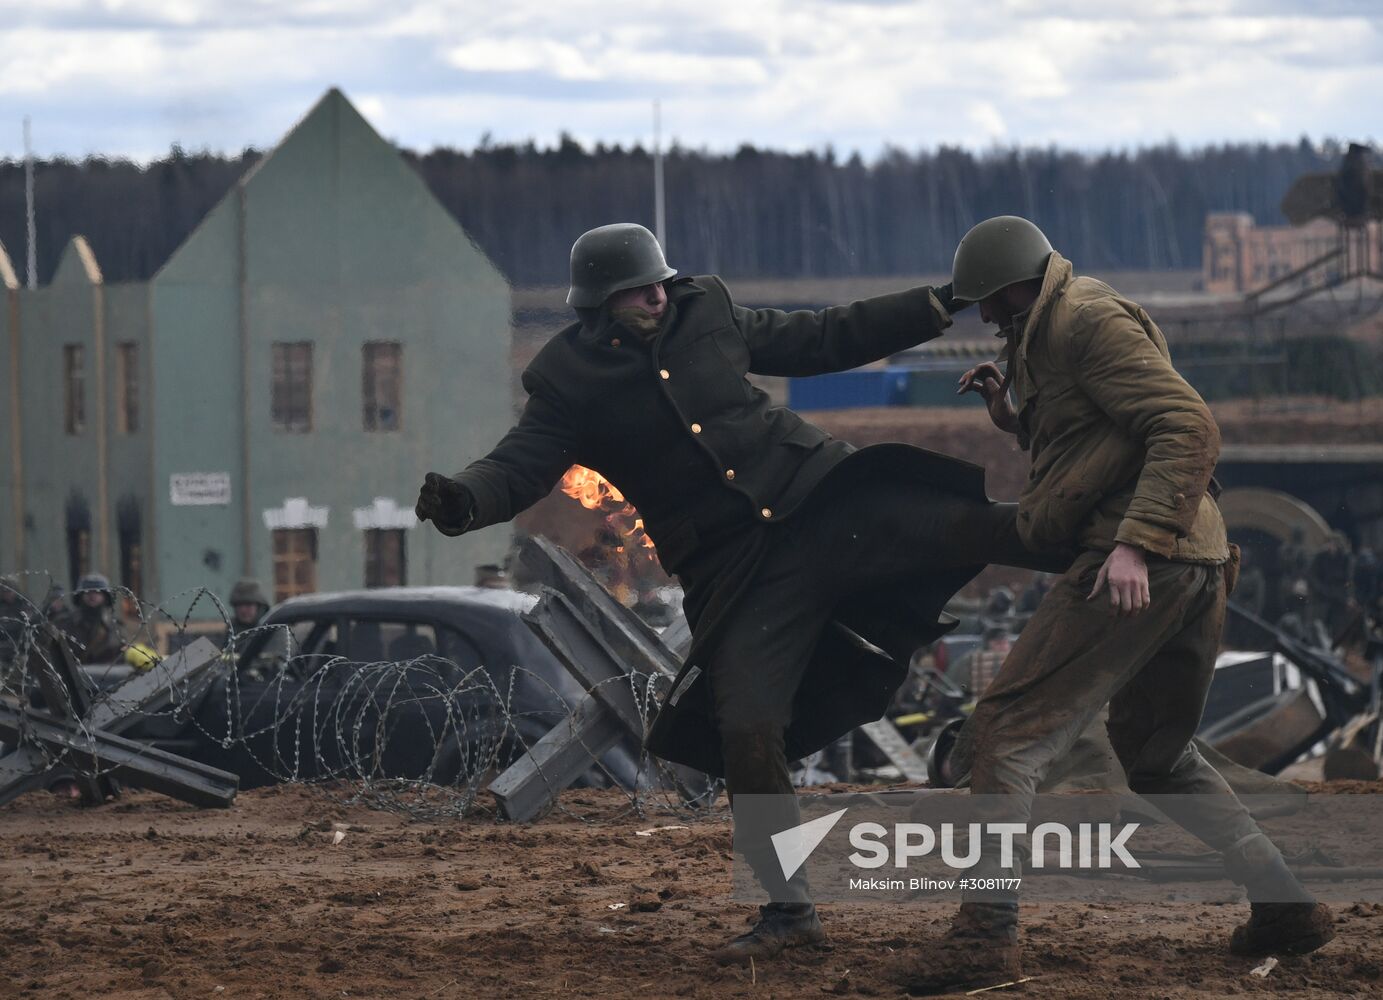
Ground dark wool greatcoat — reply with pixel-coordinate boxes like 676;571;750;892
455;275;994;776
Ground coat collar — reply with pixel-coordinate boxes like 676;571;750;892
1015;251;1073;347
1006;252;1072;423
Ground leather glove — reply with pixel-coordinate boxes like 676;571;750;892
415;472;476;537
933;282;973;315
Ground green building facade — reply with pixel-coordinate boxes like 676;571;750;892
0;90;512;617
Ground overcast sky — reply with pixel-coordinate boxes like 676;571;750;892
1;0;1379;161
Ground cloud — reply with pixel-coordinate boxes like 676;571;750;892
0;0;1377;160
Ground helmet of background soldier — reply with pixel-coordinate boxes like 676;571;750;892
951;215;1055;303
43;584;68;615
74;573;113;607
566;223;677;308
228;578;270;611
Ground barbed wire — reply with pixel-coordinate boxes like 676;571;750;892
0;572;724;823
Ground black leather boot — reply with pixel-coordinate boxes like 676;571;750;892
712;902;826;966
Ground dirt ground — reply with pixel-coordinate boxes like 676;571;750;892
3;782;1382;999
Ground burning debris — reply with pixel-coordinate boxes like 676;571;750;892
559;466;667;611
559;466;656;552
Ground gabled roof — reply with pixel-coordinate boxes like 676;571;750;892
51;235;102;287
154;87;505;287
0;238;16;290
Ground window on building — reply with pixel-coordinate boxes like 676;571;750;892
66;494;91;590
66;527;90;592
362;342;402;432
63;345;85;435
271;342;313;432
271;528;318;603
364;529;406;588
115;342;139;434
118;498;143;617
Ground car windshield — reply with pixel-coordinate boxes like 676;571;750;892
237;611;485;683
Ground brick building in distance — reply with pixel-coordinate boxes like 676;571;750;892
1202;211;1382;294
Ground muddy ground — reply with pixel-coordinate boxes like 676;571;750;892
3;782;1381;999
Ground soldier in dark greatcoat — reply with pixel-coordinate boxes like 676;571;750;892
416;224;1057;963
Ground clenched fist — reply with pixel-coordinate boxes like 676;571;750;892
415;472;476;537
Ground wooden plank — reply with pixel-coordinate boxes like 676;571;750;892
489;694;625;822
859;719;930;784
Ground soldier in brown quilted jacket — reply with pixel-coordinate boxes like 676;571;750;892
889;217;1336;996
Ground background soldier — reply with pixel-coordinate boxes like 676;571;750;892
891;216;1335;995
417;222;1058;965
55;573;125;665
217;578;271;652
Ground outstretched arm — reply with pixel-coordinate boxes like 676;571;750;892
729;277;959;377
417;371;580;536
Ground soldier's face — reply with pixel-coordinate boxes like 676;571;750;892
607;282;667;320
979;283;1040;332
978;293;1010;329
233;602;259;625
81;591;105;609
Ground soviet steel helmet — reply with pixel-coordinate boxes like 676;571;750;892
566;223;677;308
951;216;1054;303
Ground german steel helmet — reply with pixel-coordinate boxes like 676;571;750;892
566;223;676;307
75;572;112;593
228;578;269;608
951;216;1054;302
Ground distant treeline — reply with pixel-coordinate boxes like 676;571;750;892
0;137;1346;287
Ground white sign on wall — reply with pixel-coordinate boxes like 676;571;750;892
170;472;232;506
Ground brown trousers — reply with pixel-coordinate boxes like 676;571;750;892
968;549;1263;854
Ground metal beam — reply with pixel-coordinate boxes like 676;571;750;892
83;638;220;733
0;705;238;809
518;536;682;679
489;694;626;822
0;637;227;807
25;626;112;803
523;590;651;737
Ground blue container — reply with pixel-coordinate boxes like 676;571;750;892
788;369;911;410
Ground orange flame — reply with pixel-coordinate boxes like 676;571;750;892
560;466;656;550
